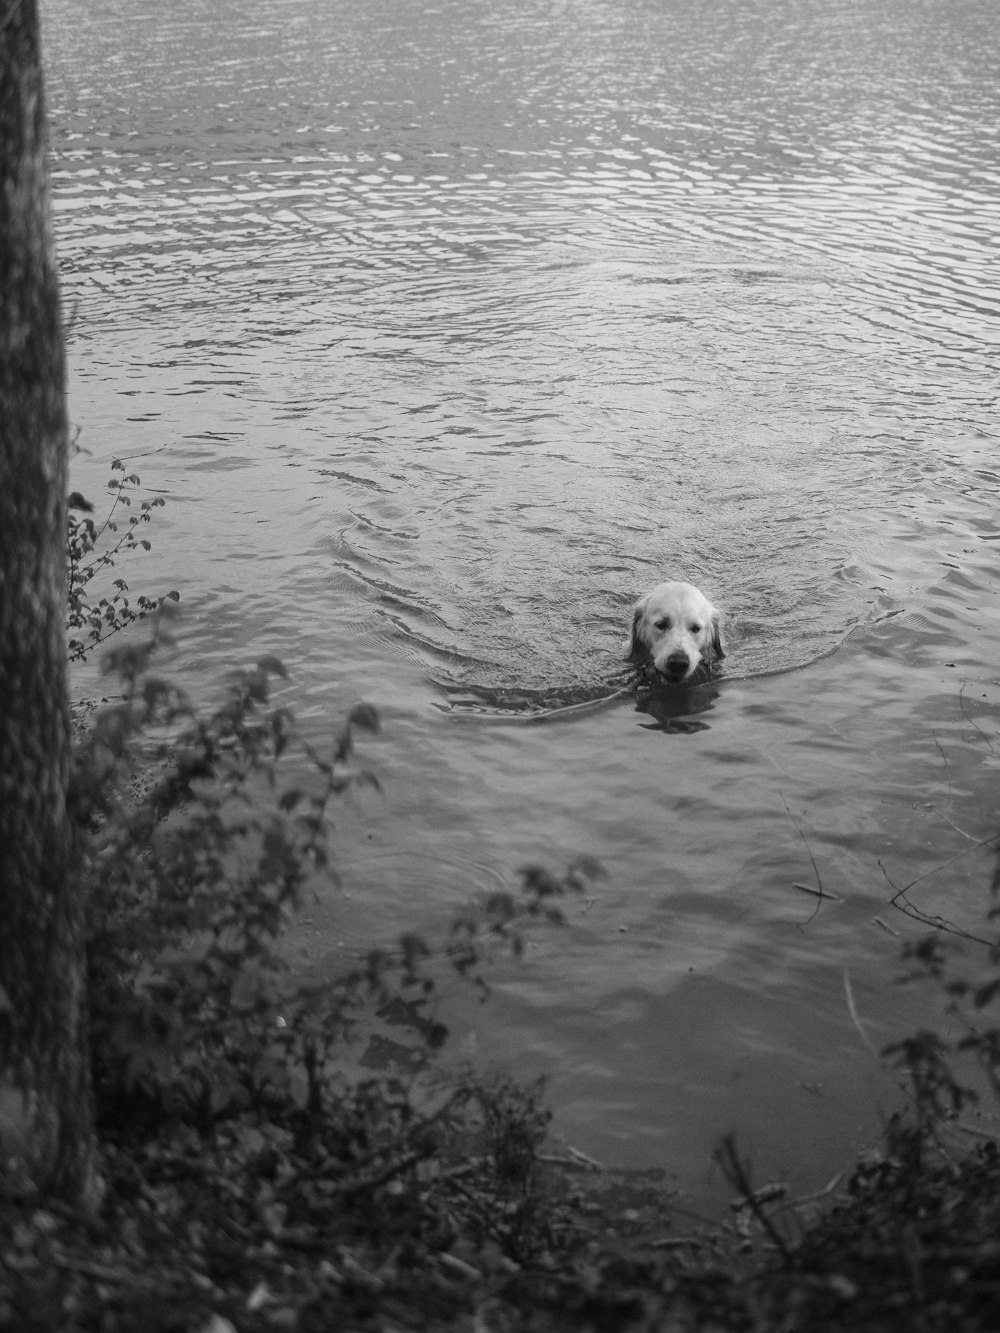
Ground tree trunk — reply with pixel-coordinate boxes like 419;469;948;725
0;0;96;1202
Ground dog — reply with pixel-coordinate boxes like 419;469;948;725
627;581;724;684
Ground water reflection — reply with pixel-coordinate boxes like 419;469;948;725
634;680;722;735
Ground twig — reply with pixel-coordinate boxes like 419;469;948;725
958;683;997;755
438;1251;483;1281
564;1146;604;1171
871;916;900;937
843;971;879;1057
780;794;828;923
714;1135;794;1263
889;834;1000;897
327;1146;434;1201
932;733;954;803
436;1161;478;1180
955;1120;1000;1141
878;853;997;946
793;882;841;902
777;1169;846;1213
936;812;981;843
780;793;825;891
277;1090;469;1198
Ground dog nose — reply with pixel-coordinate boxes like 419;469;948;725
664;652;690;679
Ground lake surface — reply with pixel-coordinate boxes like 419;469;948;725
45;0;1000;1212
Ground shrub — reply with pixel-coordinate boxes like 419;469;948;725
72;635;596;1183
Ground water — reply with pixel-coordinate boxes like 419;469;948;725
45;0;1000;1211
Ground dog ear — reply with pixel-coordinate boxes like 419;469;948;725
626;599;649;661
709;610;725;661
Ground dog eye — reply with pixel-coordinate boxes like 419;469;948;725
654;617;671;630
690;623;702;634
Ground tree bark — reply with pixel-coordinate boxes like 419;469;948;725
0;0;96;1202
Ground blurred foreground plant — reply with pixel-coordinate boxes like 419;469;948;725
882;860;1000;1164
72;631;597;1236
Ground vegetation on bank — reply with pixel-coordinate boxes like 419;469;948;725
2;474;999;1332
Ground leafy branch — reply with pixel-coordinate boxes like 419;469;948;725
66;457;178;661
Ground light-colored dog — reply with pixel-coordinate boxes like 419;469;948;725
628;581;724;684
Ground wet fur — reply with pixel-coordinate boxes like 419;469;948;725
628;580;724;684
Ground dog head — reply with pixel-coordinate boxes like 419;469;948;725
627;581;724;684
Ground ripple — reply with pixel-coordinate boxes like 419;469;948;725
50;0;1000;1210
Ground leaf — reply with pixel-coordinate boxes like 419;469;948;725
257;654;288;679
349;702;380;733
572;854;606;883
199;1314;238;1333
